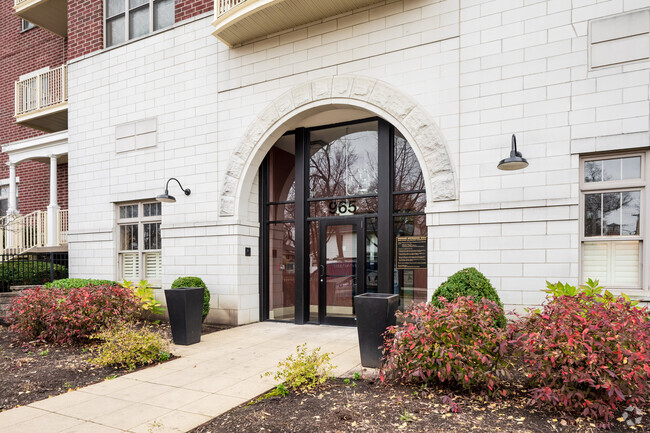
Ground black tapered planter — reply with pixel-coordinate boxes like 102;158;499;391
164;287;203;345
354;293;399;368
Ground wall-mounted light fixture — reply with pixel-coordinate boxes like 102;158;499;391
156;178;191;203
497;134;528;171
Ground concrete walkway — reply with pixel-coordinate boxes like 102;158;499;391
0;322;363;433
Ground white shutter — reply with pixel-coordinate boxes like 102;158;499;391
144;252;162;279
121;252;140;280
583;241;640;287
613;241;640;286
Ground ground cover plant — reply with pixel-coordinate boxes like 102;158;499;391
43;278;117;289
90;323;171;370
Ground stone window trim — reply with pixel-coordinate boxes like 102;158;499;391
579;151;647;294
116;200;162;287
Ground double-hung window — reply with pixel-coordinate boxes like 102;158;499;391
106;0;175;47
580;154;644;290
117;202;162;286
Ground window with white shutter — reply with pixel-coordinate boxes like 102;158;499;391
581;154;644;290
118;201;161;286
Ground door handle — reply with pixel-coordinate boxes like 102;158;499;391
319;265;325;278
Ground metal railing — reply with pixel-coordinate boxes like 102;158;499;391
57;209;68;245
217;0;247;16
0;252;68;292
15;65;67;117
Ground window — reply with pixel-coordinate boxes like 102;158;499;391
21;20;35;32
0;185;18;217
106;0;175;47
581;154;644;289
117;201;162;286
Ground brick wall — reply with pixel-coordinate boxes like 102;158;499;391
68;0;103;60
67;0;214;61
176;0;213;23
16;162;69;214
0;0;68;214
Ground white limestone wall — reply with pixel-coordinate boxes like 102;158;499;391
218;0;650;311
67;0;650;326
67;14;260;324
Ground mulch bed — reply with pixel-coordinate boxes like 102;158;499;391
0;323;228;411
190;377;647;433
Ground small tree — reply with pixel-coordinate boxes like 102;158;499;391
170;276;210;322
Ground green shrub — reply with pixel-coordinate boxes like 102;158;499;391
431;267;506;327
264;343;336;392
44;278;117;289
0;260;67;289
170;276;210;322
120;279;163;315
90;324;171;370
544;278;639;307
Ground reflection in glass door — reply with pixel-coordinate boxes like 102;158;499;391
318;219;363;325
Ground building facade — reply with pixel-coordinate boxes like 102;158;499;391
4;0;650;325
0;0;68;246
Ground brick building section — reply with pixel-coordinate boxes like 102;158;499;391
176;0;213;22
67;0;103;61
67;0;214;61
0;1;68;215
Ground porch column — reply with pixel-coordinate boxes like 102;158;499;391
7;162;17;215
47;155;59;247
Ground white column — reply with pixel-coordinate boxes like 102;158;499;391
47;155;60;247
7;162;17;215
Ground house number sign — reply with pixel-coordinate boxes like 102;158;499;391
328;200;357;215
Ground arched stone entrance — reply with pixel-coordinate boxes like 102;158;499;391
220;75;457;220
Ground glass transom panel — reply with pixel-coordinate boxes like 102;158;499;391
584;157;641;183
309;121;378;198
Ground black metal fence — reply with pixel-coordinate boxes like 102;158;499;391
0;252;69;292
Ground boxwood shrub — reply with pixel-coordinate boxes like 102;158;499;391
431;267;506;327
170;276;210;322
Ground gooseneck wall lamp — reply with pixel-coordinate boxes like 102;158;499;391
497;134;529;171
156;178;191;203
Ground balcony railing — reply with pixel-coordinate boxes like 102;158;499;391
15;65;67;117
213;0;385;46
217;0;246;16
1;209;68;255
57;209;68;245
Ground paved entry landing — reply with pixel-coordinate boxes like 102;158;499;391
0;322;362;433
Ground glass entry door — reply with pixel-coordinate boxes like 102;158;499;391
318;218;364;325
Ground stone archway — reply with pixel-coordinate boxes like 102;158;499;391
220;75;457;218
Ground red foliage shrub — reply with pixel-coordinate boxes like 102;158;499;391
510;293;650;424
8;284;141;345
381;297;511;395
